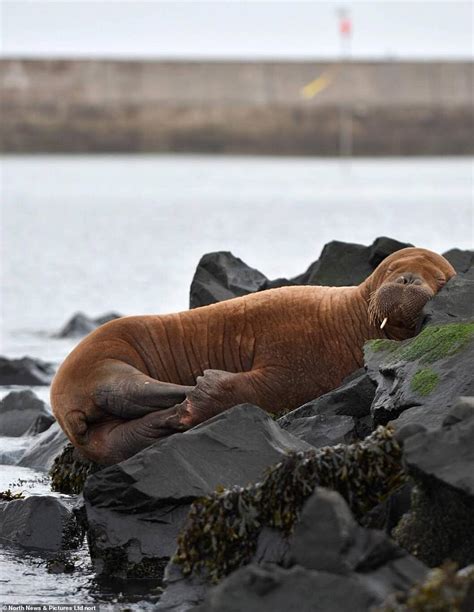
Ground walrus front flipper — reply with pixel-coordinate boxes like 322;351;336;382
94;360;193;419
148;367;292;431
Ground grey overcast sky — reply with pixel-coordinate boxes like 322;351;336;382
0;1;472;59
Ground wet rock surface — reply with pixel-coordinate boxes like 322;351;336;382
0;495;84;552
0;390;54;436
56;311;122;338
0;356;55;386
17;422;68;471
84;404;311;579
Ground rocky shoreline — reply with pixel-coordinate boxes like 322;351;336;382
0;237;473;610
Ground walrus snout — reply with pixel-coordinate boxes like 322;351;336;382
369;281;434;331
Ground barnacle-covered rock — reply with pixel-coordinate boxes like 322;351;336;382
50;443;101;494
378;562;474;611
174;425;406;583
393;400;474;567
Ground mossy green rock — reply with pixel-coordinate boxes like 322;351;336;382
364;322;474;430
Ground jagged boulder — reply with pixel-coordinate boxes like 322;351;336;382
189;238;412;308
0;495;84;551
56;311;122;338
197;565;379;612
0;356;55;386
189;252;270;308
83;404;312;579
17;422;68;470
278;370;375;445
420;274;474;327
163;488;425;612
442;248;474;274
0;389;54;436
393;399;474;567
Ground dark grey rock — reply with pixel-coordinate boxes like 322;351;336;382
0;495;84;551
289;488;425;580
369;237;413;268
56;311;122;338
84;404;312;578
420;275;474;328
252;527;291;567
198;565;381;612
365;323;474;430
304;241;373;286
279;371;375;427
289;488;358;574
277;371;375;445
442;248;474;274
301;238;410;287
0;389;54;436
189;237;412;309
279;413;356;448
160;487;425;609
156;562;209;612
17;422;68;470
403;402;474;497
393;403;474;567
189;252;269;308
0;356;55;386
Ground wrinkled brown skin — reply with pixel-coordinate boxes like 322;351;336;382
51;248;455;464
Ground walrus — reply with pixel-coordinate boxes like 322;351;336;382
51;247;455;464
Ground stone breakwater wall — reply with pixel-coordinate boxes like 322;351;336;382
0;59;473;155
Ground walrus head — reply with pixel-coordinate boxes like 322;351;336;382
365;247;456;340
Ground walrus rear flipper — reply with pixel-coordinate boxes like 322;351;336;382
94;360;194;419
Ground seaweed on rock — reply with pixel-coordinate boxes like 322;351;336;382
378;562;474;611
174;425;406;582
50;444;101;494
0;489;25;501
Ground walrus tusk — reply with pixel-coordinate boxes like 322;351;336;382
380;317;388;329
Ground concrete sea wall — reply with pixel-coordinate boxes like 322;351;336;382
1;59;472;155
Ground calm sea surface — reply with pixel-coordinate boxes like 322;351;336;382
0;154;472;604
1;155;473;363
